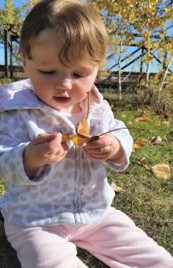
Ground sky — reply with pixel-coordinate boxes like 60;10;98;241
0;0;23;8
0;0;173;73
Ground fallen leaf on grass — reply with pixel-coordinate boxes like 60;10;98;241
137;157;151;170
137;159;171;180
111;182;126;193
154;123;161;127
135;115;152;123
150;136;163;145
163;121;170;126
133;137;149;150
151;164;171;180
133;143;143;150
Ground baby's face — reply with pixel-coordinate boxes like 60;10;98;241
22;28;98;113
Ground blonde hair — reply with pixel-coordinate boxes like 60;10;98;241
19;0;109;67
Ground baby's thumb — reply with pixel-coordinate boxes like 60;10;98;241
35;133;58;144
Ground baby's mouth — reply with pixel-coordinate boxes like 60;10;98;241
53;96;71;103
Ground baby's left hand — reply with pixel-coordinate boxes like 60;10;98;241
83;133;124;161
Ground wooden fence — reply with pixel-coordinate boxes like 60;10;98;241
0;64;147;86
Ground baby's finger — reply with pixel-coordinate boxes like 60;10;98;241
33;133;57;144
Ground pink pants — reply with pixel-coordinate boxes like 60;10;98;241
4;208;173;268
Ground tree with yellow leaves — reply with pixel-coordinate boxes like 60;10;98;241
90;0;173;99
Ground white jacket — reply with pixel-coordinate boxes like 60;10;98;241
0;79;133;226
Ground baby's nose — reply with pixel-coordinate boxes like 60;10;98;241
55;74;73;90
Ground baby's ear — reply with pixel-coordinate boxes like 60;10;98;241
19;51;27;68
20;53;26;69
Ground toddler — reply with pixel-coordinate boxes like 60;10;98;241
0;0;173;267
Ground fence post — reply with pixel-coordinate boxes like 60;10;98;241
4;28;9;78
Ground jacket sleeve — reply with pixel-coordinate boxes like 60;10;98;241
0;112;50;185
102;101;133;172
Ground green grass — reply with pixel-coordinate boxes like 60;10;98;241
112;106;173;253
109;94;173;253
0;93;173;267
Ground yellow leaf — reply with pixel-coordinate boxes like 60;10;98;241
61;91;91;146
111;182;126;193
61;134;87;146
76;119;90;136
133;143;142;150
133;139;145;149
155;123;161;127
151;164;171;180
142;116;152;122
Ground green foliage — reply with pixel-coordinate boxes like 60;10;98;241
0;0;22;34
0;78;12;86
91;0;173;95
4;0;15;25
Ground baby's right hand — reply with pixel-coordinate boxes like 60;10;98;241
23;133;68;178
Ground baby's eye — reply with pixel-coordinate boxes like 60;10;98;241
38;70;55;75
73;73;86;78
